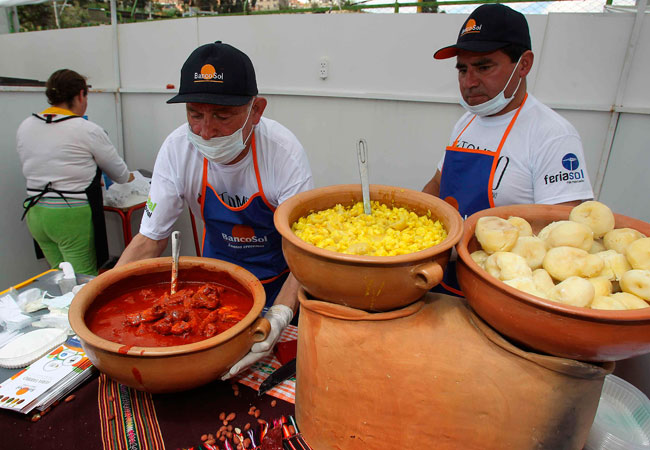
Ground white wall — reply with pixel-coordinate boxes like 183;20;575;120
1;12;648;278
1;12;649;391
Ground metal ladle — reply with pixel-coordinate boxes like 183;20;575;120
171;231;180;294
357;139;371;215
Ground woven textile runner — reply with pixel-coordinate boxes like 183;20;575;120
98;374;166;450
234;325;298;404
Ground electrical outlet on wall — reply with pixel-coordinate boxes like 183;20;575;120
319;57;329;79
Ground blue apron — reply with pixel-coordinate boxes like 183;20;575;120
200;133;288;307
437;95;528;296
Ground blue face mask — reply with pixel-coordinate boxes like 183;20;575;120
187;102;254;164
459;58;522;117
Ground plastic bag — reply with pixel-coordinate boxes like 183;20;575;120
103;170;151;208
0;290;34;331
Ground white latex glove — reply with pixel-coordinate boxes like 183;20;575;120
221;304;293;380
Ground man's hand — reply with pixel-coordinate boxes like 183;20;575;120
221;304;293;380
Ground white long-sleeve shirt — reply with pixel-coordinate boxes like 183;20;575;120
17;112;130;199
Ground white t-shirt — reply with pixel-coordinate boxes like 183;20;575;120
437;94;594;206
17;113;130;199
141;117;314;240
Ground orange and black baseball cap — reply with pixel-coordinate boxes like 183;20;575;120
434;4;531;60
167;41;258;106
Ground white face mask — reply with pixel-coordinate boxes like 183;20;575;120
187;102;254;164
459;58;522;117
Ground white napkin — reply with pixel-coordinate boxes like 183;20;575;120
0;291;33;331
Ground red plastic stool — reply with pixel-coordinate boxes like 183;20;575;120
103;202;146;247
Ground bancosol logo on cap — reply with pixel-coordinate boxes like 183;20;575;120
461;19;482;36
194;64;223;83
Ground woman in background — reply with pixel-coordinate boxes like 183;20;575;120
17;69;134;276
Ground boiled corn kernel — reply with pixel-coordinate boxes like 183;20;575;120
292;201;447;256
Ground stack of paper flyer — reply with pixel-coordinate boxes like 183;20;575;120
0;335;95;414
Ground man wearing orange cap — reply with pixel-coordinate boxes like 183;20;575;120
116;41;313;379
423;4;593;294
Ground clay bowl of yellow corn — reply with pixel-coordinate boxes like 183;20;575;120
274;184;463;311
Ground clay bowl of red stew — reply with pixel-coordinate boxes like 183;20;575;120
69;257;269;393
456;204;650;362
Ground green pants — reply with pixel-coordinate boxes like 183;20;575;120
26;201;98;276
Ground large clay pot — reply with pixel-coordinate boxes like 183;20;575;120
456;204;650;362
274;184;463;311
69;257;270;393
295;288;614;450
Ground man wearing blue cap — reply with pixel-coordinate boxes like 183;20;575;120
423;4;593;294
117;41;313;379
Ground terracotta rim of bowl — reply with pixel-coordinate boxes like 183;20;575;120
457;204;650;324
274;184;464;264
69;256;267;357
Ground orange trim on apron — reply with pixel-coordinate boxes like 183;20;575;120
486;93;528;207
447;94;529;208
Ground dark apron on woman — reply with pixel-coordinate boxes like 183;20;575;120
199;133;289;307
437;94;529;296
22;113;109;270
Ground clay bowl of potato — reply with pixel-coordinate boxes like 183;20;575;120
456;202;650;362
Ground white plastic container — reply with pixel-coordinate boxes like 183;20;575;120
585;374;650;450
0;328;67;368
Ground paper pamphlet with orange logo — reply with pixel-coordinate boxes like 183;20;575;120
0;336;94;414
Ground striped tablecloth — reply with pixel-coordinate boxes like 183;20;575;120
233;325;298;404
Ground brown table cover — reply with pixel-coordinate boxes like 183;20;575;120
0;373;294;450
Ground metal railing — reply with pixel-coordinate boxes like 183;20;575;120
7;0;641;34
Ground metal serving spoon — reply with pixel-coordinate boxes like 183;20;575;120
171;231;180;295
357;138;371;215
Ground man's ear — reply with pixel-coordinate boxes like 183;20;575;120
519;50;534;78
251;97;267;124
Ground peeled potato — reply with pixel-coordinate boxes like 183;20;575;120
546;221;594;251
510;236;547;270
604;228;646;254
596;250;632;281
504;277;546;298
475;217;519;254
626;237;650;270
583;254;606;278
610;292;649;310
538;221;569;247
620;269;650;301
589;239;606;254
485;252;532;281
588;276;613;298
548;276;595;308
507;216;533;237
532;269;556;295
591;295;627;310
470;250;489;269
543;246;604;281
569;200;615;238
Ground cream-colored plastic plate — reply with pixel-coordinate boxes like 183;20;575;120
0;328;67;369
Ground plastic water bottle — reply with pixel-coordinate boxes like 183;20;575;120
102;173;113;190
